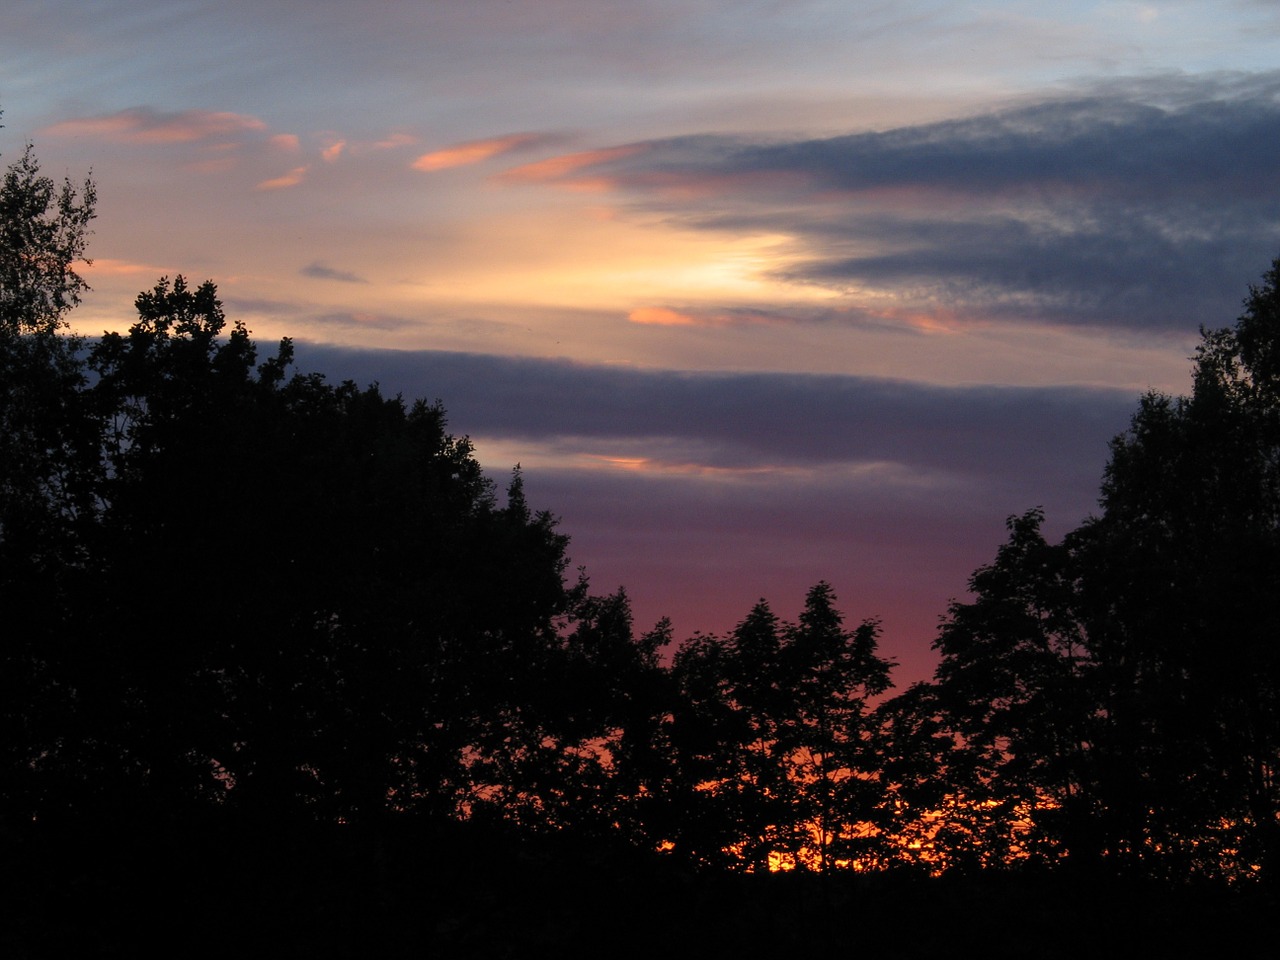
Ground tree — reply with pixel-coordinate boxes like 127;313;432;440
0;118;96;334
665;601;793;870
0;118;98;552
0;119;98;831
922;510;1101;871
3;271;584;836
664;585;894;872
916;255;1280;881
1075;256;1280;879
781;582;893;871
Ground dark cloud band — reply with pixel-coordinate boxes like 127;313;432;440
293;345;1135;493
530;73;1280;332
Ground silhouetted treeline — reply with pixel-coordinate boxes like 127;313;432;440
5;114;1280;955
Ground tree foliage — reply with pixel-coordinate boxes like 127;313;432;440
1077;259;1280;878
912;255;1280;881
666;584;895;871
4;271;596;832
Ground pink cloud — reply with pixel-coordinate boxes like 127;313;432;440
185;156;240;175
321;139;346;162
256;165;309;190
500;144;644;188
81;257;165;277
412;133;546;172
627;307;699;327
371;132;418;150
43;108;267;144
270;133;301;152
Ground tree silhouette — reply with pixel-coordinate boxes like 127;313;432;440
921;510;1101;871
781;582;893;871
666;601;792;869
0;121;98;832
664;585;894;872
1074;257;1280;879
3;272;585;838
915;255;1280;881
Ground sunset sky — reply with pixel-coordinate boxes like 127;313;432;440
4;0;1279;681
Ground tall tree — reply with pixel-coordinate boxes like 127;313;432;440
0;120;98;830
923;510;1101;871
1076;256;1280;879
916;255;1280;881
666;586;894;872
781;582;893;871
665;601;793;870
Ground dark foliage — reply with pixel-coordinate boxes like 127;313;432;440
908;254;1280;881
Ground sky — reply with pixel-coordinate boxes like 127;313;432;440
3;0;1279;683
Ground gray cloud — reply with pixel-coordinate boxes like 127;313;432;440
301;261;368;284
550;73;1280;332
294;345;1135;503
306;311;413;331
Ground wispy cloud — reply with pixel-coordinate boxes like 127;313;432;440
256;165;309;190
627;306;699;326
371;132;418;150
412;132;559;171
43;107;267;144
308;311;414;331
500;144;646;190
81;257;167;278
301;261;368;284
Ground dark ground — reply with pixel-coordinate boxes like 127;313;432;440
4;819;1273;958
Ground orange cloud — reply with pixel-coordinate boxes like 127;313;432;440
412;133;543;172
500;145;643;186
185;156;239;175
43;108;267;144
256;165;308;190
586;453;808;480
270;133;300;151
81;258;164;277
628;307;699;326
867;304;974;334
321;139;346;162
372;132;418;150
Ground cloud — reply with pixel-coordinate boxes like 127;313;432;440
292;345;1135;494
301;262;368;284
412;132;558;171
627;306;699;326
307;311;414;331
500;144;646;189
371;133;418;150
221;295;305;316
81;257;167;278
256;165;309;190
42;107;267;144
519;73;1280;332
